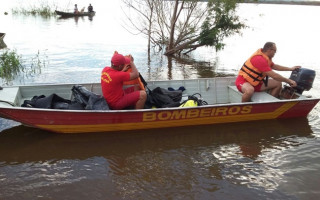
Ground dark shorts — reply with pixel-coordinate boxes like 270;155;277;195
111;86;140;110
235;75;263;92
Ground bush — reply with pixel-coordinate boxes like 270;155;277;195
0;49;48;84
0;49;23;83
11;1;56;17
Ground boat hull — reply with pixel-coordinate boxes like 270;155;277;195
1;78;319;133
0;33;5;40
55;10;95;17
0;99;318;133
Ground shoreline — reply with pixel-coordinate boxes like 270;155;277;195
243;0;320;6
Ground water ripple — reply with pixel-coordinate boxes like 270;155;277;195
0;157;111;199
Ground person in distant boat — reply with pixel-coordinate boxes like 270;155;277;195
80;7;85;13
101;53;147;110
88;4;93;12
236;42;300;102
74;4;79;14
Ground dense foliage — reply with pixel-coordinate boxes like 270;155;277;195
200;0;246;51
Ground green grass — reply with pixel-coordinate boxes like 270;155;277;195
11;1;56;17
0;49;23;83
0;49;48;84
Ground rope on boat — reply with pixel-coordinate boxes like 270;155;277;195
0;100;15;106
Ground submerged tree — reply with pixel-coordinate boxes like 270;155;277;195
121;0;157;61
122;0;246;56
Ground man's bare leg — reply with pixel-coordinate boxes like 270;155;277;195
241;82;254;102
135;90;147;109
260;79;282;98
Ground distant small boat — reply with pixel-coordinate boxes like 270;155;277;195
55;10;95;17
0;33;5;39
0;32;6;49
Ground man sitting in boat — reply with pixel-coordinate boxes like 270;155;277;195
236;42;300;102
101;53;147;110
88;4;93;12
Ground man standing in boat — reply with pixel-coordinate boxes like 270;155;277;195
236;42;300;102
101;53;147;110
74;4;79;14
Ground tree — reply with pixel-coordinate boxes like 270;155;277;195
199;0;246;51
122;0;246;56
121;0;157;61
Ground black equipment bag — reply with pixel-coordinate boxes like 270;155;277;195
71;85;109;110
144;87;182;108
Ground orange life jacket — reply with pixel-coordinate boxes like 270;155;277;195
123;67;145;90
122;55;145;90
112;51;145;90
238;49;272;86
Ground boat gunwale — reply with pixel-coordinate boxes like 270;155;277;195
1;77;319;113
55;10;95;17
1;97;319;114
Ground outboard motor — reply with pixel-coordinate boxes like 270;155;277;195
289;68;316;94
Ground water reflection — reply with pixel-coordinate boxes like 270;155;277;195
1;1;320;198
57;15;94;23
0;118;314;199
0;118;312;163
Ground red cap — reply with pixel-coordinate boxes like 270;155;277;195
111;53;130;66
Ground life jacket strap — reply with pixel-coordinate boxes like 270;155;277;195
240;63;264;83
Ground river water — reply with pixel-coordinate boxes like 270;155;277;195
1;0;320;199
